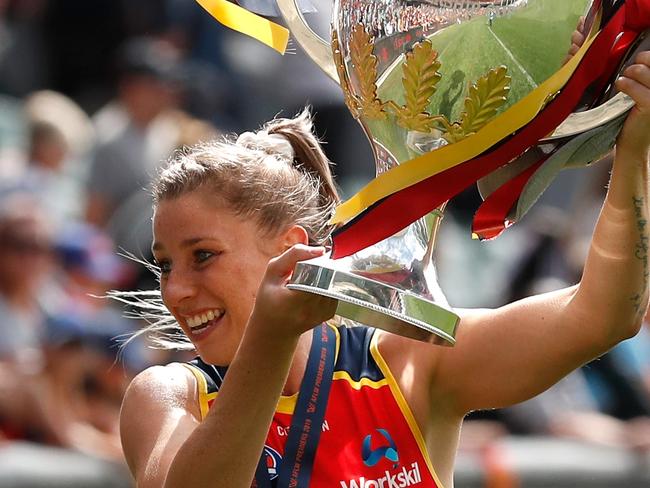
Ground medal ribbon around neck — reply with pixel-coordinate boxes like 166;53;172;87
254;323;336;488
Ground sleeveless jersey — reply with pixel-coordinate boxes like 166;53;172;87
183;325;444;488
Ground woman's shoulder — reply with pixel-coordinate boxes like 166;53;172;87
120;363;203;480
122;362;200;416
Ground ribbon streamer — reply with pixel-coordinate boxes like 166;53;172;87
473;112;627;241
471;154;551;241
331;2;643;258
196;0;289;54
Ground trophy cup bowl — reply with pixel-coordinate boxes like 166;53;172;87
277;0;641;345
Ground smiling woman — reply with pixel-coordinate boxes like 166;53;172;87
151;189;307;365
118;52;650;488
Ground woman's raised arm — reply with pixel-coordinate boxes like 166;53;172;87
429;51;650;415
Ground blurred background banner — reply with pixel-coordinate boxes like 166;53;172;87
0;1;649;486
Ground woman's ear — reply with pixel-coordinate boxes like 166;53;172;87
281;225;309;250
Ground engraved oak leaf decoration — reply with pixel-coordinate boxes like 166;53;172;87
332;30;361;119
349;25;387;120
389;40;443;132
445;65;511;143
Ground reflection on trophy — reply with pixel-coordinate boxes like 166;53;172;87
196;0;649;344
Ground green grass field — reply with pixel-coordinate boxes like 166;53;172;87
368;0;589;163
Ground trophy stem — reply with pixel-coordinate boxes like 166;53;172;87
287;210;460;345
423;203;447;273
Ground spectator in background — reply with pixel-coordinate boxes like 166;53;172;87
0;90;94;224
86;36;221;265
51;220;175;372
0;194;52;364
485;189;650;452
85;37;183;245
0;195;131;486
23;90;93;220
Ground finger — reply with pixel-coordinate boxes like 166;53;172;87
632;51;650;68
571;30;585;47
621;62;650;89
578;16;585;33
265;244;326;280
616;77;650;114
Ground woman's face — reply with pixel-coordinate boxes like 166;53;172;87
152;189;286;365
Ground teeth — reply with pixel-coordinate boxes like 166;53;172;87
186;309;223;329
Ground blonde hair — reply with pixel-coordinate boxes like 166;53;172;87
154;108;339;244
114;108;340;351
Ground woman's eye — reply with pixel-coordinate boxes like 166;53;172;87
156;259;172;274
194;250;216;264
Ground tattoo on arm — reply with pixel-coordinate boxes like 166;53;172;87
631;196;649;318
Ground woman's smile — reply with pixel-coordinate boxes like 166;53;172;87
184;309;225;339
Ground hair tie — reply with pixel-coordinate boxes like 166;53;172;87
236;130;294;161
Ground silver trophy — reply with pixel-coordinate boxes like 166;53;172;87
278;0;641;344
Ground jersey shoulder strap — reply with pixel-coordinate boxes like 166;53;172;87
182;357;228;419
334;325;384;382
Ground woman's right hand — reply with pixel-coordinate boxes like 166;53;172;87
252;244;338;340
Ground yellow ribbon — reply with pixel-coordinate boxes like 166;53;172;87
331;23;599;225
196;0;289;54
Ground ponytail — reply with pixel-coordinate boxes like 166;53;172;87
266;108;341;209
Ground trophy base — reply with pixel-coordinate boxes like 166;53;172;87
287;256;459;345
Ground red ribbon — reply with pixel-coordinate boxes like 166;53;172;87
470;155;550;241
626;0;650;31
331;1;647;259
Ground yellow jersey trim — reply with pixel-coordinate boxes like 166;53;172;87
181;363;211;420
184;323;342;418
370;333;446;488
332;370;389;390
276;393;298;415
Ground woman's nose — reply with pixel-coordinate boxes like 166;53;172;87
162;269;198;306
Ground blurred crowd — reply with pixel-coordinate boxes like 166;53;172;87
0;0;649;487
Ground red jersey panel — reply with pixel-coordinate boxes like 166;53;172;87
184;325;443;488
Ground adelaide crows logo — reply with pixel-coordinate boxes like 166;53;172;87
263;445;282;480
362;428;399;468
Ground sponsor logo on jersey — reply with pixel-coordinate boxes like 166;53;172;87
339;462;422;488
362;429;399;467
263;445;282;480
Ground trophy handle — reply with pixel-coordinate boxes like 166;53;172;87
276;0;340;84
